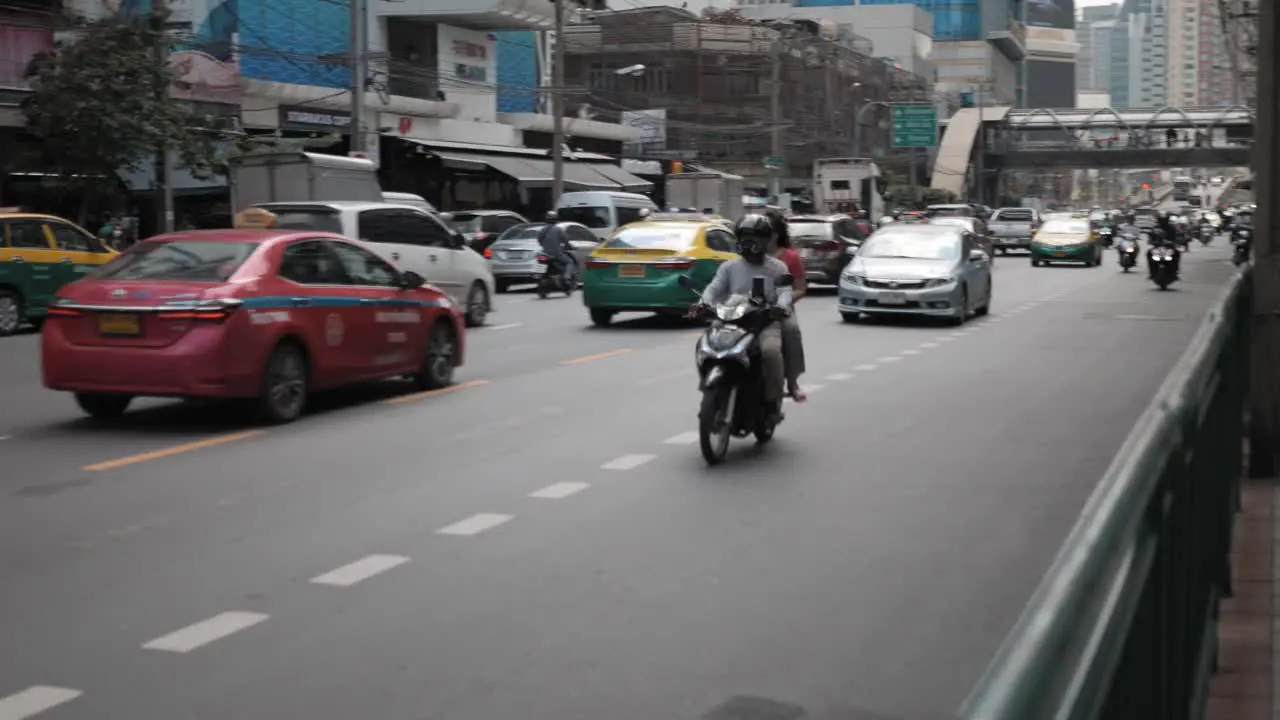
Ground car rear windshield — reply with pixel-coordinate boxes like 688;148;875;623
259;208;343;234
927;206;970;217
602;226;697;251
787;221;834;239
557;206;610;228
448;214;483;232
90;241;259;282
501;224;545;240
994;209;1033;221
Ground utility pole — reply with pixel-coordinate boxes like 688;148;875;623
1248;0;1277;476
154;0;174;233
551;0;566;202
349;0;365;155
768;34;783;202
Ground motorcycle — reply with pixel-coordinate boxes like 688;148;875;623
1149;245;1179;290
1098;226;1115;248
1116;234;1140;272
1199;224;1215;246
679;273;794;466
535;254;578;298
1233;227;1252;266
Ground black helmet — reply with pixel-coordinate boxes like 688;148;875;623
734;214;774;263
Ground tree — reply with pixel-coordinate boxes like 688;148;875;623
21;9;226;217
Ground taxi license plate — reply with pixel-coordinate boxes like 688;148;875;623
1051;252;1067;257
878;292;907;305
618;264;645;278
98;313;141;336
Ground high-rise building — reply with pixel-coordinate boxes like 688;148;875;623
1166;0;1232;105
1077;3;1120;93
1110;0;1167;108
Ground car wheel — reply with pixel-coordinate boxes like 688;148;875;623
464;282;488;327
75;392;133;419
413;321;456;390
1030;258;1041;267
948;287;968;326
0;289;22;337
257;342;308;425
590;308;614;327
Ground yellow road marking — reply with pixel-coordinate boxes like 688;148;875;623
82;430;264;472
560;349;632;365
383;379;489;405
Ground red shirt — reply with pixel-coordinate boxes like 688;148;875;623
777;248;805;289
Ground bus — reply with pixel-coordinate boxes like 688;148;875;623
1172;175;1194;201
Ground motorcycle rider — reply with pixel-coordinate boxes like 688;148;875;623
1147;217;1182;278
695;214;793;421
536;211;575;287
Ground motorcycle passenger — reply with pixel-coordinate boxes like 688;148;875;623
696;214;793;420
764;210;807;403
536;212;575;286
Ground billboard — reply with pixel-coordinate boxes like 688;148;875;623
1027;0;1075;29
1026;60;1076;108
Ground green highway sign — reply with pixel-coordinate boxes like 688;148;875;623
891;105;938;148
763;156;785;169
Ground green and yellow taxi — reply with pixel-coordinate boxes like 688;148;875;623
582;219;739;326
1030;216;1103;267
0;212;117;335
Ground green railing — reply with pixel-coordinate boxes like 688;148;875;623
960;266;1252;720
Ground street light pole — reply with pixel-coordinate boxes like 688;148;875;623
154;0;174;233
349;0;365;155
768;34;784;201
551;0;566;203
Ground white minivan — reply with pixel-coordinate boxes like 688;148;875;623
554;191;658;239
254;201;496;327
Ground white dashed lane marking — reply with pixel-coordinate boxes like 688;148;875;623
530;482;590;499
310;554;410;587
918;342;939;348
141;611;270;653
878;356;903;363
825;373;852;381
0;686;83;720
436;513;513;536
853;364;878;371
900;349;921;356
663;431;700;445
485;323;522;330
602;454;656;471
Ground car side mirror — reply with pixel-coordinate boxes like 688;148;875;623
677;275;695;290
775;273;794;288
845;245;859;257
451;232;467;248
968;249;986;263
399;270;426;289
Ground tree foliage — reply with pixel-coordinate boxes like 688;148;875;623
21;9;226;192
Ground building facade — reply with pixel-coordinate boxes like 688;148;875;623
1077;3;1119;93
1166;0;1231;106
1109;0;1168;108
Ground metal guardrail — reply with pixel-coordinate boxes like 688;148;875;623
960;266;1252;720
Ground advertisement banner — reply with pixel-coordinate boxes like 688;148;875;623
67;0;241;104
438;25;496;123
1027;0;1075;29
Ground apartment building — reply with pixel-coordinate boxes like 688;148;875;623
1166;0;1232;106
1077;3;1120;93
1110;0;1168;108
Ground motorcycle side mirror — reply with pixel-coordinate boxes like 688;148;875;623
775;274;794;288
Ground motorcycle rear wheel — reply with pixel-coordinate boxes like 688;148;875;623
699;385;735;466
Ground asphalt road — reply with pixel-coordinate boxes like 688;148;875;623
0;244;1240;720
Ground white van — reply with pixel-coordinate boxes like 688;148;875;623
554;191;658;239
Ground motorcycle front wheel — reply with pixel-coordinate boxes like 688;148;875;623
699;384;736;466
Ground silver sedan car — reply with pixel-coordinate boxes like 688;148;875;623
486;221;600;292
838;224;993;325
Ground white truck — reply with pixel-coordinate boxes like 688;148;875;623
812;158;884;221
665;171;745;219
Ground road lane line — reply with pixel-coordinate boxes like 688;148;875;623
878;356;903;363
561;349;632;365
601;454;655;471
900;349;921;355
141;611;269;653
82;431;264;472
0;686;83;720
310;554;410;587
530;482;590;499
853;364;877;371
384;379;489;405
436;513;513;536
918;342;939;348
664;431;699;445
935;336;956;342
641;368;696;386
825;373;852;381
485;323;522;330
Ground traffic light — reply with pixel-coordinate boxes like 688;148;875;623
1141;183;1150;189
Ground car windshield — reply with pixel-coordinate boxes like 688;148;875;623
90;240;258;282
557;206;611;228
994;209;1033;221
447;214;483;233
1041;220;1089;234
787;221;833;239
860;231;960;260
931;217;972;229
602;226;697;251
257;207;344;234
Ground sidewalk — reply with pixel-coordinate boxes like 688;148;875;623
1205;476;1275;719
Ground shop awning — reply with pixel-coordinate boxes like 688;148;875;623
582;163;654;192
560;163;620;190
431;151;554;184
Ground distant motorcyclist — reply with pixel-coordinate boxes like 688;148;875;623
1148;216;1182;278
695;214;793;422
536;211;575;285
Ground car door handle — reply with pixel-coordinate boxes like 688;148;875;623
8;257;23;263
291;297;311;306
429;254;438;263
61;257;74;264
391;252;400;261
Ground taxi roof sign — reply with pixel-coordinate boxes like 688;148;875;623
234;207;278;229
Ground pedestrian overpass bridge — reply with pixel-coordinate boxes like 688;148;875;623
931;105;1255;200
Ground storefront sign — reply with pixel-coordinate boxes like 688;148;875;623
279;107;351;131
437;25;496;122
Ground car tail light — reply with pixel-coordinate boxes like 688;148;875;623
483;247;493;258
656;257;694;270
46;306;81;318
156;298;243;322
536;254;549;263
586;259;610;268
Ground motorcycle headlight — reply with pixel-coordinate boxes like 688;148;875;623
715;305;747;322
707;326;747;351
923;277;954;288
